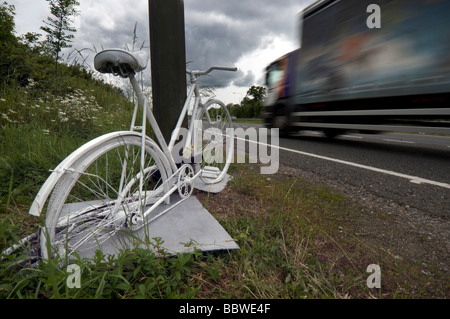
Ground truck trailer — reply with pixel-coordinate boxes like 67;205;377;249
263;0;450;137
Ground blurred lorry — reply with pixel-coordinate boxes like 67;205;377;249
263;0;450;137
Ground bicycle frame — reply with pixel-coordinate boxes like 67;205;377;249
29;64;236;227
128;67;236;175
128;72;201;172
124;68;234;225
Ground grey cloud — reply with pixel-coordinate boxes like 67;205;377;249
193;69;254;89
233;70;255;87
71;0;313;88
184;0;310;87
79;15;149;52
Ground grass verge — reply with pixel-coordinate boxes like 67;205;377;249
1;162;447;299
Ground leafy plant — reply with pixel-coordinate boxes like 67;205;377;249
40;0;80;85
228;86;266;118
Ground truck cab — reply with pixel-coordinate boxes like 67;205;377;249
263;50;298;134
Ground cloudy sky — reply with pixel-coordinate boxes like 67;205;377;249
12;0;314;104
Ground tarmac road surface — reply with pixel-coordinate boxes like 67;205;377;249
233;124;450;217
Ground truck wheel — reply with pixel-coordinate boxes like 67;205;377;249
273;106;291;137
323;128;344;139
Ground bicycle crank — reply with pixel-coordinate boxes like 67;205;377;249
177;164;195;199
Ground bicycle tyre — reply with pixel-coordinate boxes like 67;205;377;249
195;99;234;184
42;132;172;259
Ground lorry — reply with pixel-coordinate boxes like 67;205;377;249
263;0;450;137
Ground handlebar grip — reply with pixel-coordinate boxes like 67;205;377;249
211;66;238;72
188;66;238;77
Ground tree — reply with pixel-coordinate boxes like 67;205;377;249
246;85;266;102
0;2;19;82
228;86;267;118
244;86;266;118
40;0;80;82
0;1;16;45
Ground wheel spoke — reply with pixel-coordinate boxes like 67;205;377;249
197;100;233;184
45;134;169;259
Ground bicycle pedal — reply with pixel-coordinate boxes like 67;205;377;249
202;166;221;179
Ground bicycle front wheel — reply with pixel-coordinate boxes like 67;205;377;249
42;132;171;259
195;99;234;184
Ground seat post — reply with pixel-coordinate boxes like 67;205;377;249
129;74;178;173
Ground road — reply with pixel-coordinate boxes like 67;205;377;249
233;124;450;218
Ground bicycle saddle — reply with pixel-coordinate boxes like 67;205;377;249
94;49;148;77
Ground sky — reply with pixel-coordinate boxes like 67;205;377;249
11;0;314;104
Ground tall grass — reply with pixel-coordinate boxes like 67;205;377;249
0;72;134;210
0;244;201;299
1;162;447;299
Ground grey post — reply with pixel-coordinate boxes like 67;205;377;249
148;0;187;144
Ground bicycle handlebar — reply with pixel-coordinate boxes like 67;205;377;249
187;66;238;77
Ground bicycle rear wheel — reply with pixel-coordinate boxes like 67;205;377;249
42;132;171;259
195;99;234;184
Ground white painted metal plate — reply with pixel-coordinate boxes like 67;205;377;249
59;192;238;259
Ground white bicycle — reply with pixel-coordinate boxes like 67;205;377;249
28;49;236;259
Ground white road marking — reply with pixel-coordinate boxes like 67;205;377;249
383;139;415;144
235;136;450;190
341;135;363;139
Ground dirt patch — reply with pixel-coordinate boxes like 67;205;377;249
273;165;449;275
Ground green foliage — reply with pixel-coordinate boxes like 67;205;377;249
40;0;80;81
0;2;19;83
0;3;51;87
229;85;266;118
0;243;202;299
0;2;15;44
41;0;80;56
0;1;134;211
246;85;266;101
